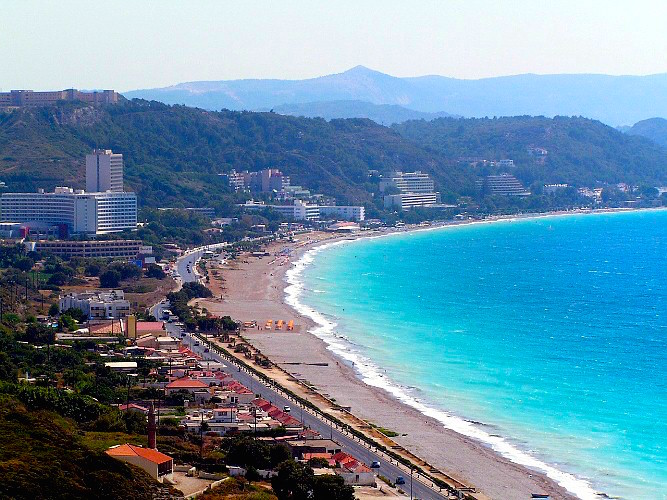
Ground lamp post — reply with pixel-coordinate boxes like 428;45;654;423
410;465;413;500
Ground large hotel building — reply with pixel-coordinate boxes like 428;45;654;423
0;89;119;107
0;150;137;235
380;171;440;210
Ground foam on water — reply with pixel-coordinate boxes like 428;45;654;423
285;235;604;500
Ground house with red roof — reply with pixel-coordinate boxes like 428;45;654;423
332;452;375;486
165;377;209;395
106;443;173;482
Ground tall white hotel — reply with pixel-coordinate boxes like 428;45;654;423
1;149;137;235
86;149;124;193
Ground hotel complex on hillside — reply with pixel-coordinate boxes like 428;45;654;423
0;89;119;108
0;149;137;235
380;171;440;210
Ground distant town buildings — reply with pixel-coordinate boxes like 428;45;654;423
477;174;530;196
0;149;137;235
543;183;569;194
59;290;130;320
0;89;119;108
380;171;439;210
222;168;290;193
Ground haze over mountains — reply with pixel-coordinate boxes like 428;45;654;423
124;66;667;126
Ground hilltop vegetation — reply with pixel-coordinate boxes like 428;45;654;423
394;116;667;189
1;101;667;219
626;117;667;148
0;396;173;500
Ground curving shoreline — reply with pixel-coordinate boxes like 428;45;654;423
196;208;666;499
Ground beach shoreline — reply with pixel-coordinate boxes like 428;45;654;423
196;208;663;499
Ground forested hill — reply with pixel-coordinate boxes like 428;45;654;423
1;101;666;217
626;118;667;148
0;100;470;211
393;116;667;188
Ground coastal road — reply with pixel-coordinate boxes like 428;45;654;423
169;325;450;500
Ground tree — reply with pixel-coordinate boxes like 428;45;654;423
145;264;166;279
271;460;314;500
313;475;355;500
99;269;121;288
48;303;60;317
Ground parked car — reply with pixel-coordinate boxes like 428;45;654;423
395;476;405;485
370;461;380;469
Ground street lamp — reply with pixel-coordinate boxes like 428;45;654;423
410;465;413;500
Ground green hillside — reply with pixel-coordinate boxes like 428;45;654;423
626;117;667;148
1;101;666;218
0;396;173;500
394;116;667;188
0;100;469;211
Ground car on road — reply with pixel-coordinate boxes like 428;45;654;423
204;347;209;353
181;332;187;337
395;476;406;485
370;461;380;469
283;405;291;413
194;341;200;346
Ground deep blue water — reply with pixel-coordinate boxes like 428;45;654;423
293;210;667;499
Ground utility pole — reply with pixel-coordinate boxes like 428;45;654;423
410;465;413;500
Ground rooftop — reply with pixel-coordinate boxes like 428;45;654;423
106;443;172;464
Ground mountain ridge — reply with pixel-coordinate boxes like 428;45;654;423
124;66;667;125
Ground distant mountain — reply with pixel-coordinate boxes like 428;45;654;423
625;118;667;148
269;100;455;125
124;66;667;125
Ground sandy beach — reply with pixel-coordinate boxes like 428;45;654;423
196;224;587;500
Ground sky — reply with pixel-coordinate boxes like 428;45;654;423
2;0;666;92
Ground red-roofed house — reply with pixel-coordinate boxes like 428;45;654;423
332;452;375;486
165;377;209;395
106;444;173;481
117;403;149;414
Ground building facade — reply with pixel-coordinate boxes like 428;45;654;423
86;149;124;193
379;171;435;194
0;89;118;107
383;192;439;210
319;205;365;222
477;174;530;196
0;188;137;234
25;240;150;259
60;290;130;319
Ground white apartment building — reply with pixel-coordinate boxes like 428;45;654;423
60;290;130;319
319;205;365;222
1;188;137;234
384;192;439;210
86;149;124;192
379;171;435;194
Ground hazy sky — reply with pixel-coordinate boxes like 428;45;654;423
2;0;666;91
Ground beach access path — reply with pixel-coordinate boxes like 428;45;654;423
195;231;578;500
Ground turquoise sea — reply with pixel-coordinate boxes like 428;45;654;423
285;210;667;499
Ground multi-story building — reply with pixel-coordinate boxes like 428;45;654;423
0;188;137;234
221;170;247;191
86;149;124;193
319;205;365;222
0;89;118;107
379;171;435;194
380;171;439;210
384;192;439;210
25;240;151;259
60;290;131;319
221;169;291;193
242;200;320;221
476;174;530;196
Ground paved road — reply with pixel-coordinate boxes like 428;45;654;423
149;247;452;499
164;323;449;499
